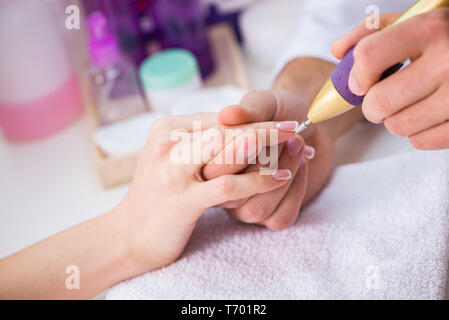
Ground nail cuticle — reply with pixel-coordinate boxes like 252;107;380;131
304;145;315;160
286;137;304;155
272;169;292;181
276;121;300;133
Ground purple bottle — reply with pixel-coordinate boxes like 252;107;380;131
82;0;147;66
151;0;215;78
88;12;147;125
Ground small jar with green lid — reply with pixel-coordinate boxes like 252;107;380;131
139;49;202;113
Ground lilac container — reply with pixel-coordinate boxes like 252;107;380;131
151;0;215;79
82;0;147;66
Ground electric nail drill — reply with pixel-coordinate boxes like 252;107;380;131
296;0;449;134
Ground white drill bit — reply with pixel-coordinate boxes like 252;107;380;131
295;120;312;134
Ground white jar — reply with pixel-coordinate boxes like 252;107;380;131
139;49;202;113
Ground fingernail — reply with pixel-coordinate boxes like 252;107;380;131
272;169;292;181
237;137;258;160
304;145;315;160
286;137;304;155
348;75;363;95
276;121;299;133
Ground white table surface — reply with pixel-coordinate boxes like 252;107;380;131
0;57;412;259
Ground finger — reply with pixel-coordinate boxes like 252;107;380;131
384;85;448;137
362;56;441;124
220;198;249;209
219;91;278;125
195;169;292;210
154;113;219;134
172;119;298;177
218;90;306;126
409;121;449;150
201;120;298;180
201;133;261;180
218;105;254;126
331;13;402;60
219;143;290;210
228;136;306;223
261;160;308;231
219;162;263;209
349;14;428;96
207;119;299;152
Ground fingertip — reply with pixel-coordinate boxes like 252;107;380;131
348;72;364;96
272;169;292;181
218;105;253;125
285;135;305;156
331;40;345;60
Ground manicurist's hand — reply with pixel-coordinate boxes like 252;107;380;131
202;89;336;231
332;9;449;150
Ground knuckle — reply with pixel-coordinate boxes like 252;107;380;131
155;164;179;188
363;89;390;123
433;55;449;81
353;38;373;66
240;90;265;105
218;176;236;197
409;135;427;150
151;117;171;132
152;137;172;159
254;174;271;190
240;91;258;104
384;116;408;137
427;9;449;33
441;59;449;78
240;203;268;223
418;11;449;46
265;215;294;231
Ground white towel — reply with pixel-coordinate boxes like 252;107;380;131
107;149;449;300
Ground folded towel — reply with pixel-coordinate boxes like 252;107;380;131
107;149;449;300
94;112;165;158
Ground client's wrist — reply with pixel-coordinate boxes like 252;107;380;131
103;204;154;280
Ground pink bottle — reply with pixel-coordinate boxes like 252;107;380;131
0;0;83;141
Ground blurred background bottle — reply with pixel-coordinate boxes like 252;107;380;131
151;0;215;79
88;12;147;125
0;0;83;141
202;0;257;42
82;0;147;67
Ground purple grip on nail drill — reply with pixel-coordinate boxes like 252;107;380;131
331;47;404;106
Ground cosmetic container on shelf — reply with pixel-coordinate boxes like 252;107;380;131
82;0;147;66
151;0;215;79
0;0;83;141
87;12;147;126
139;49;202;113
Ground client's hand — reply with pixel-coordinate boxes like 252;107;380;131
202;90;336;230
0;113;301;299
117;114;298;272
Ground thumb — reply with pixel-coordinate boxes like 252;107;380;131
218;90;280;126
